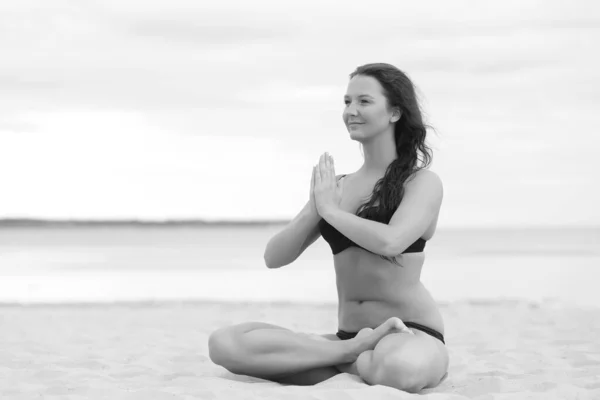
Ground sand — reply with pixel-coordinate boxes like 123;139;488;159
1;299;599;400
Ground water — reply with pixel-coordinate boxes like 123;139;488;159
0;225;599;308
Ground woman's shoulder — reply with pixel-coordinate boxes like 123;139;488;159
407;168;442;187
402;169;443;203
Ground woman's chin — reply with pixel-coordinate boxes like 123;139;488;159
349;134;361;142
349;131;369;143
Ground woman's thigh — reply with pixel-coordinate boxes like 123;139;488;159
212;322;343;386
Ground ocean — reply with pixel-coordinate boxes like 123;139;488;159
0;225;599;308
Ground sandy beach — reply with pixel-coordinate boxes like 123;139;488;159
1;299;599;399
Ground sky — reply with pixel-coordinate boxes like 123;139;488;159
1;0;599;227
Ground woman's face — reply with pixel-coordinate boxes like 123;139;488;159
343;75;398;142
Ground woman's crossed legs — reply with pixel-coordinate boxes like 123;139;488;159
208;317;448;393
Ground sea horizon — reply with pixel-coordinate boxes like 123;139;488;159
0;218;290;227
1;218;599;230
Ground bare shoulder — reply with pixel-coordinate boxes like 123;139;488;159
404;169;443;205
406;169;442;190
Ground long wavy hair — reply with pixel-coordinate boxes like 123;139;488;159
350;63;434;264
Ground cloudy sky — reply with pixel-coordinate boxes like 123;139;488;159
1;0;598;227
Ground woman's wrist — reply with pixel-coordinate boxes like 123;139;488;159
318;205;340;221
300;203;321;225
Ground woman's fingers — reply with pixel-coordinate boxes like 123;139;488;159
319;152;333;182
329;154;336;177
327;153;336;184
319;154;326;177
314;164;321;185
315;152;337;186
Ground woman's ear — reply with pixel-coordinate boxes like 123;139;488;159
390;108;402;123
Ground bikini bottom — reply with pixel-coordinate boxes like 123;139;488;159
336;321;445;345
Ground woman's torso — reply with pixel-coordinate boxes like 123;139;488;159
327;171;444;334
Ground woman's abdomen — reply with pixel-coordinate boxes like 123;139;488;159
334;249;444;333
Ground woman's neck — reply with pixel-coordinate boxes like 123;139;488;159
359;129;397;176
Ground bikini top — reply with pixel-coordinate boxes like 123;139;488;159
317;175;427;256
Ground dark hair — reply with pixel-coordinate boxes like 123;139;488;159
350;63;434;265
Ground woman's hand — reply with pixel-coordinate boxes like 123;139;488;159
308;163;318;217
313;152;343;217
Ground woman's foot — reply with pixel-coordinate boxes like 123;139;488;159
338;317;413;373
336;327;374;375
348;317;412;359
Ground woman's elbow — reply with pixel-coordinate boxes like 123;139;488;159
380;246;399;258
263;245;289;269
263;252;280;269
263;246;278;269
381;239;404;258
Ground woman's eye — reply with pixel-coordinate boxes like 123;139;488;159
344;100;368;105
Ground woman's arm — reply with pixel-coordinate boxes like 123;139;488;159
320;170;443;257
264;167;331;269
263;200;321;269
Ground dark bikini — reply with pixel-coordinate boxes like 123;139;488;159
317;175;426;255
336;322;445;344
319;174;445;345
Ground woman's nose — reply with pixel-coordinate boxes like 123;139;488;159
345;103;358;116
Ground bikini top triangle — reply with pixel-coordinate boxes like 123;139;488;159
317;174;427;255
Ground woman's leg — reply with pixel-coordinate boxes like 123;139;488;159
334;327;374;376
355;330;449;392
276;332;343;385
208;317;405;384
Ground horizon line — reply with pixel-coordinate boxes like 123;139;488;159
0;218;598;230
0;218;289;227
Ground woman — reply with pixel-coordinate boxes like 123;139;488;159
208;63;448;393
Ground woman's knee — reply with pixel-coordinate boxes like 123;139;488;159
355;350;374;379
371;356;427;393
208;326;237;367
364;339;430;392
357;354;421;391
